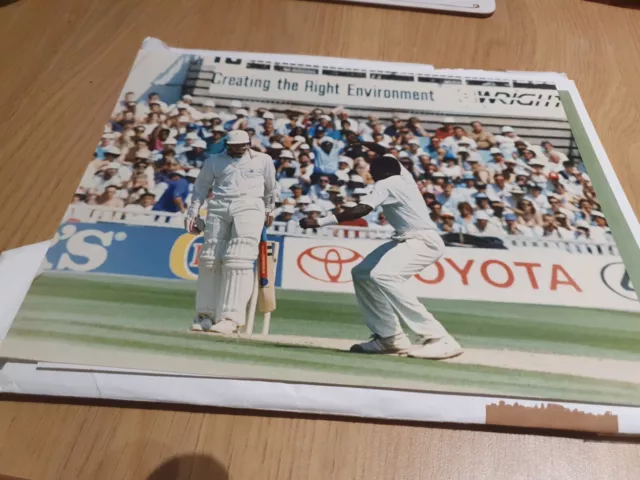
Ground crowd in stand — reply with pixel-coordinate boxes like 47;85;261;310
71;90;613;243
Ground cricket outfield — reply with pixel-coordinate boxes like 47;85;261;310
2;272;640;406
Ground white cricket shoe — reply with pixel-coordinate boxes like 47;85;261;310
191;314;214;332
207;319;240;335
408;335;463;360
350;333;412;355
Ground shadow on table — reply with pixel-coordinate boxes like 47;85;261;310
146;455;228;480
0;0;20;7
586;0;640;9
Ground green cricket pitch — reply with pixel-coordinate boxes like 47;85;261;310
2;272;640;406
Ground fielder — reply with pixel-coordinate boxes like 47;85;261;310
185;130;278;334
300;155;463;359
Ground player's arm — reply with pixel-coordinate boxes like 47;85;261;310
262;156;278;227
300;183;389;229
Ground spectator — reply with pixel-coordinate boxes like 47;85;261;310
335;156;353;183
312;138;341;175
152;170;189;213
554;212;575;239
517;199;542;229
469;121;496;150
309;175;332;201
467;211;502;236
124;192;156;225
374;211;395;233
440;156;463;181
576;198;594;224
436;182;466;211
98;185;124;208
574;220;592;241
525;183;550;210
384;117;405;138
487;147;508;178
546;151;566;173
495;126;520;145
540;213;563;239
207;126;227;154
504;212;534;237
457;202;475;232
442;126;478;154
289;184;304;202
294;195;311;221
439;209;458;233
589;210;609;242
434;117;456;140
275;204;296;223
487;173;512;204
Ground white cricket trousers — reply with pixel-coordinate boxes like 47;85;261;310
351;230;450;339
197;197;264;325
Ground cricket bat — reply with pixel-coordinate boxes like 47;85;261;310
257;227;278;313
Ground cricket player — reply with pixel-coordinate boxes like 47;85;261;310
185;130;278;334
300;155;462;359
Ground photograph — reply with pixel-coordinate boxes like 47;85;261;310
1;49;638;408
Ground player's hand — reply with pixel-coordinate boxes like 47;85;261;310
299;218;319;229
185;215;202;234
264;213;274;227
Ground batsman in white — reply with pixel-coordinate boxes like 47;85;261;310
185;130;278;334
300;155;463;359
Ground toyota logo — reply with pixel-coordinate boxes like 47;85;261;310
297;246;363;283
601;262;637;301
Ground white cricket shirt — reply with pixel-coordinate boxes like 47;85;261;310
190;149;278;211
360;167;437;235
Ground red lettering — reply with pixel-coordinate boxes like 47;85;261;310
415;261;445;284
445;258;474;285
189;244;203;267
550;264;582;292
480;260;514;288
514;262;542;289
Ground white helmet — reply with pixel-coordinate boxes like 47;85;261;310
226;130;250;145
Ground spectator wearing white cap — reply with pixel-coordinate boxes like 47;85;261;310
135;92;168;118
179;139;207;169
293;195;312;221
487;147;508;178
528;159;548;187
206;126;227;155
494;126;520;146
469;121;497;150
553;212;575;240
434;117;456;140
406;138;425;167
335;156;354;184
589;210;610;242
89;161;124;196
574;220;593;242
466;210;502;236
95;133;116;160
275;204;297;224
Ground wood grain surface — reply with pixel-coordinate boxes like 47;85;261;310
0;0;639;478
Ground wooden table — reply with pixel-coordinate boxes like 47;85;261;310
0;0;639;478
